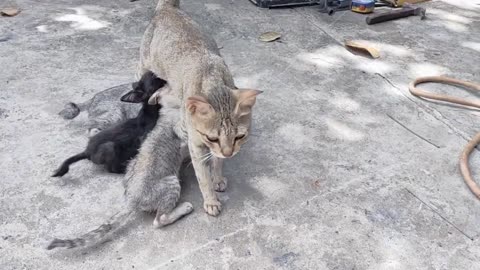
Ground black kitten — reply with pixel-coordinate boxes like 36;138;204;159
52;72;167;176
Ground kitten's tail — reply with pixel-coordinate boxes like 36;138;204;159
47;208;137;250
156;0;179;10
52;152;89;177
58;100;90;120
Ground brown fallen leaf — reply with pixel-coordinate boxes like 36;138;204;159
259;31;281;42
1;8;20;17
345;40;380;59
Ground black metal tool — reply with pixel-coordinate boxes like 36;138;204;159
249;0;318;8
249;0;352;16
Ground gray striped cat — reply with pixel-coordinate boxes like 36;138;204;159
59;83;141;137
47;93;193;250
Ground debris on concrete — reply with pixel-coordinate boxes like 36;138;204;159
259;31;281;42
1;8;20;17
345;40;380;58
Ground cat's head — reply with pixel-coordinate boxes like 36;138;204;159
186;88;262;159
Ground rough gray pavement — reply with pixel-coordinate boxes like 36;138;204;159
1;0;479;269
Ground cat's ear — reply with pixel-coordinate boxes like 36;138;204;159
150;78;167;93
148;90;162;105
233;89;263;116
186;95;214;116
121;90;145;103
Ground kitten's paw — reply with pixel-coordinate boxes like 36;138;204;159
88;128;101;137
178;202;194;215
153;202;194;228
203;199;222;216
214;177;227;192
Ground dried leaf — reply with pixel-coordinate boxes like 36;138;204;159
259;31;281;42
344;40;380;59
1;8;20;17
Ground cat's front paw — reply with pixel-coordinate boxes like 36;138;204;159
214;177;227;192
203;199;222;216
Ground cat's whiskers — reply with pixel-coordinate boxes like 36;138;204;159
184;150;212;168
200;154;212;164
199;152;213;164
203;156;213;165
198;152;212;159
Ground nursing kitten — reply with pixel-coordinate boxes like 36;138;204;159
47;93;193;250
138;0;262;216
59;83;141;137
52;72;166;176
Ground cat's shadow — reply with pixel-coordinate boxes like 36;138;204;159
179;155;266;213
50;164;120;188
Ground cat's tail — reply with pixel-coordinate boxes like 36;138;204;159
51;152;89;177
156;0;179;10
47;208;137;250
58;100;90;120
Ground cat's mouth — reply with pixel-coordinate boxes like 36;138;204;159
212;151;238;159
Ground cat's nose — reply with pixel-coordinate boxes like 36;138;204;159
221;148;233;158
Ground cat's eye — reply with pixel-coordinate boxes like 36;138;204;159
235;134;246;141
206;136;219;143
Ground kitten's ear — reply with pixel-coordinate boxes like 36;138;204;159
186;95;214;116
121;91;145;103
151;78;167;93
131;82;140;91
233;89;263;116
148;90;162;105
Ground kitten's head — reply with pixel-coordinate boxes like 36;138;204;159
121;71;167;103
186;88;262;159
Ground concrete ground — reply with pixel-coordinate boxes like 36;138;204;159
1;0;479;269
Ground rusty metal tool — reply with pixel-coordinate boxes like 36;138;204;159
366;5;426;25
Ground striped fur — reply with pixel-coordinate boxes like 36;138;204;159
47;209;135;250
47;99;193;250
138;0;262;216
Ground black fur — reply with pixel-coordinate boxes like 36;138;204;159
52;71;167;177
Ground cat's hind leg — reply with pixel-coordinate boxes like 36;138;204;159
153;202;193;228
87;111;124;137
103;145;126;174
87;119;104;137
149;175;193;228
88;128;101;137
91;142;115;164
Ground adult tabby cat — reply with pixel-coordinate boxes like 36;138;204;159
139;0;261;216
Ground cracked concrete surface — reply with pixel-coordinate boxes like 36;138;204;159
0;0;479;269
